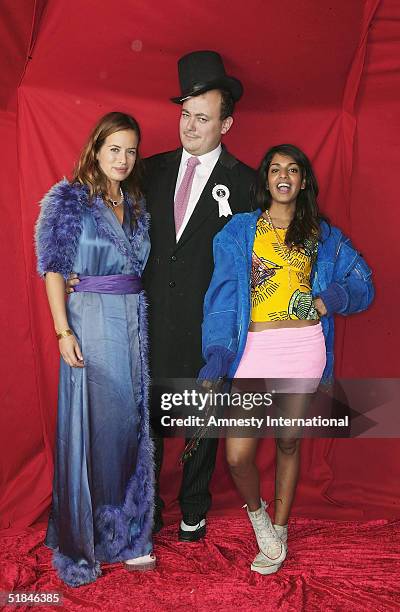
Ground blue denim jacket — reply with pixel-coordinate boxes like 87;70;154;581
201;210;374;383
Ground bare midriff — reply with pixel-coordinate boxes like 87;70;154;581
249;319;320;332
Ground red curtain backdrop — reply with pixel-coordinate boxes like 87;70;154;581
1;0;399;533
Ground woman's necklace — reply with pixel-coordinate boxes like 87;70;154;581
264;209;293;290
264;209;290;232
106;187;124;208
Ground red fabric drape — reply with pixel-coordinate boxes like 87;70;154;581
0;0;52;533
1;0;399;535
1;519;400;611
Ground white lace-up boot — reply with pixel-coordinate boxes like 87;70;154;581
246;500;287;572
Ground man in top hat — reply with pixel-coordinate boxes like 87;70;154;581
144;50;256;540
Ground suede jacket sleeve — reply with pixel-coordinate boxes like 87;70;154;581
317;230;374;316
198;232;240;380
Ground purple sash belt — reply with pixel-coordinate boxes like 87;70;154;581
73;274;142;294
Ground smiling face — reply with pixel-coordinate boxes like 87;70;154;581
96;129;138;188
179;89;233;156
267;153;306;207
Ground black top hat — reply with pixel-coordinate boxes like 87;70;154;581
171;50;243;104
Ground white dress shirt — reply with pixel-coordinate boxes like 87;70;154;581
174;144;222;241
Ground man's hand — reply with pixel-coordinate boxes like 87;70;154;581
314;297;327;316
199;378;223;392
66;273;80;294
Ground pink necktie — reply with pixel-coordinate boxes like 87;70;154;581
174;156;200;234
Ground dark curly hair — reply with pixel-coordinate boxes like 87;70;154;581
255;144;329;247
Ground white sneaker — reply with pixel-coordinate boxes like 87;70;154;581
251;524;288;575
246;500;286;565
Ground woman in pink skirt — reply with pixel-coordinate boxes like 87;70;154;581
198;144;374;574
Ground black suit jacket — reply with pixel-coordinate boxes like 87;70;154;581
143;147;256;378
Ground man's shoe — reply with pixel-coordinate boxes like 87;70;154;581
178;515;206;542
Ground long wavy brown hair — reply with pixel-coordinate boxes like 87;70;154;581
255;144;329;247
72;111;143;216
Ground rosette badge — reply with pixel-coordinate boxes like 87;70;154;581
212;184;232;217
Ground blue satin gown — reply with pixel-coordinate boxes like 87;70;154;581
44;197;154;587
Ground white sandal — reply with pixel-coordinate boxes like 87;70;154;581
123;552;156;571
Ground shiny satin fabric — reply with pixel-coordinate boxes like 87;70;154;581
45;200;152;578
74;273;143;294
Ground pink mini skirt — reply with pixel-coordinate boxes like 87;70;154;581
234;323;326;393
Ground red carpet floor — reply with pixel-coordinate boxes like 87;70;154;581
1;517;399;611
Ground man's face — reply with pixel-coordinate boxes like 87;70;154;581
179;90;233;156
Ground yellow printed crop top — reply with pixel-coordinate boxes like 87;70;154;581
251;216;319;322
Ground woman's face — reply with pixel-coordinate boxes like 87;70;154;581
267;153;305;206
96;129;138;186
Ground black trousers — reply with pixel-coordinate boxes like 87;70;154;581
152;432;218;518
149;339;220;519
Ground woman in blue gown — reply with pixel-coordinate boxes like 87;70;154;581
35;112;155;587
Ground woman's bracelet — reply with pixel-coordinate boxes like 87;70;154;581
56;329;73;340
